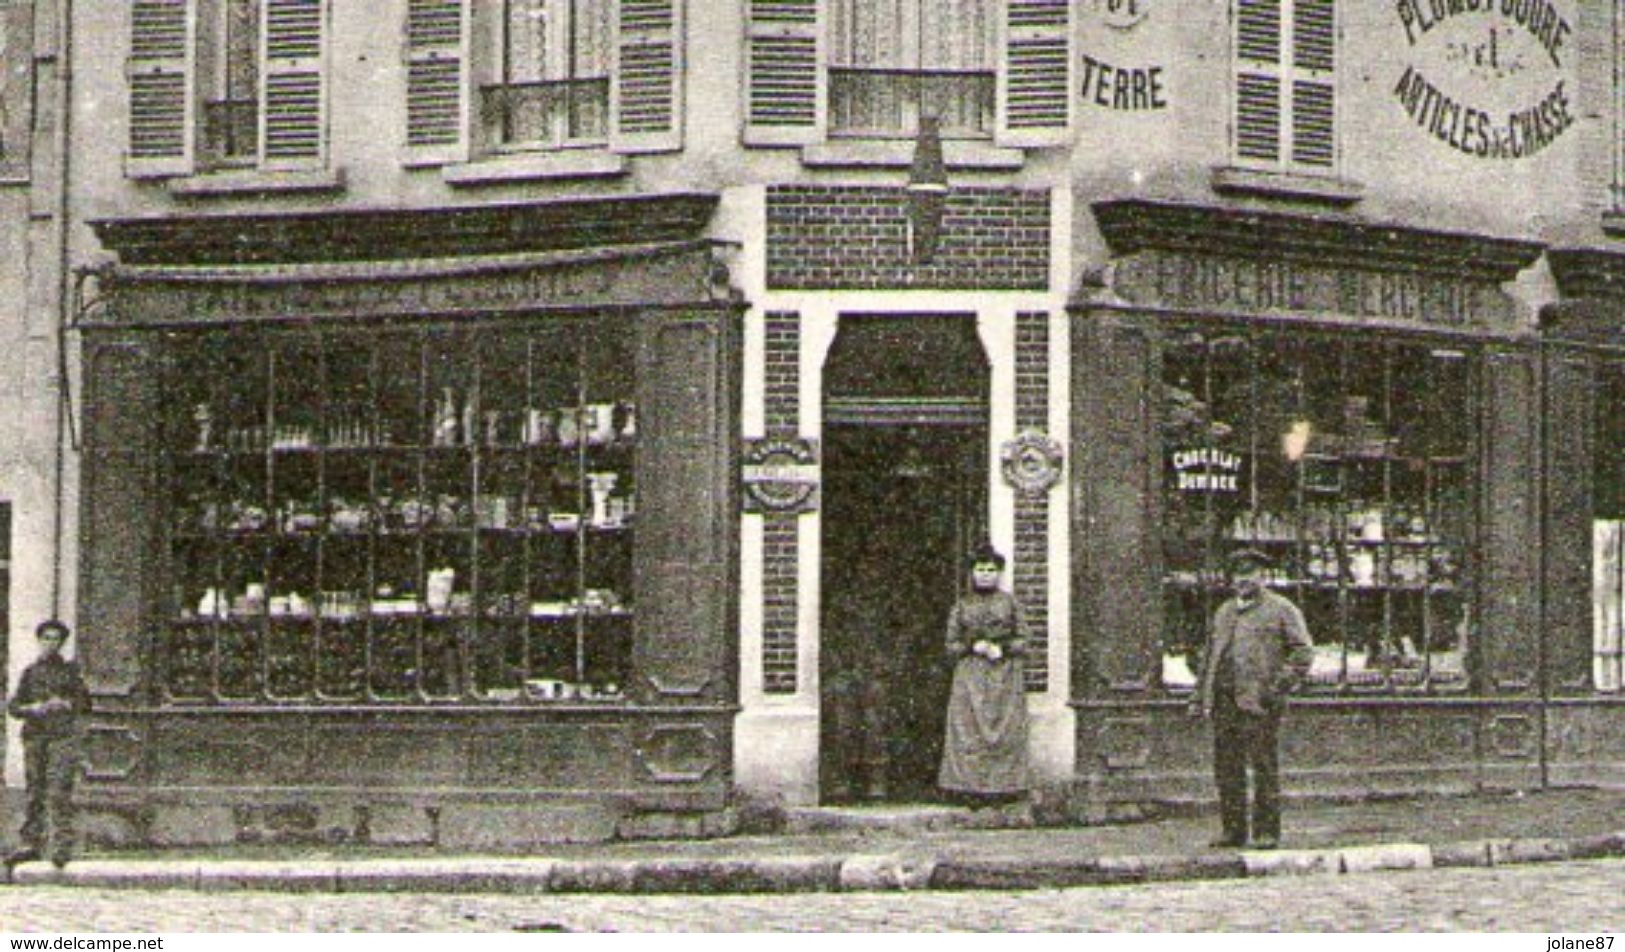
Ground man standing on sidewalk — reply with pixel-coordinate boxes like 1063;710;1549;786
6;620;91;870
1190;549;1313;850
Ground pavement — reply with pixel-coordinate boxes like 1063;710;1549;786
1;787;1621;895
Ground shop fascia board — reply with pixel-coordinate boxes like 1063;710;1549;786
88;192;722;266
1091;198;1545;286
1537;248;1625;346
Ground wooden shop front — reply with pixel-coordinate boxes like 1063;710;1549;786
1068;199;1588;808
75;195;743;847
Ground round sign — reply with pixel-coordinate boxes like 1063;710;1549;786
1001;431;1065;496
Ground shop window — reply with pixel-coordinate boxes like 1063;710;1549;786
159;323;636;704
1160;325;1473;693
1594;361;1625;693
403;0;682;164
126;0;328;178
744;0;1070;149
827;0;995;139
1232;0;1337;172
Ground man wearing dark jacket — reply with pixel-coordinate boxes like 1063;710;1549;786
1191;549;1313;850
7;620;90;870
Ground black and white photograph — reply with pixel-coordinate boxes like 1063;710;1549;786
0;0;1621;935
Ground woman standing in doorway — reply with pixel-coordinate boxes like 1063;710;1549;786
938;544;1030;805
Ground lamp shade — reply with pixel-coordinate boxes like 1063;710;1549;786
905;115;948;263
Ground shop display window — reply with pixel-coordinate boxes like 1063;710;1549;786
1594;360;1625;694
159;320;636;705
1160;324;1473;693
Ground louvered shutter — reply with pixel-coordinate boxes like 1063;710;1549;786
612;0;682;153
260;0;325;169
1290;0;1335;169
126;0;196;178
405;0;468;164
997;0;1071;147
743;0;822;146
1234;0;1282;164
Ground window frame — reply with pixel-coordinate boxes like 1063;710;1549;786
1157;317;1481;696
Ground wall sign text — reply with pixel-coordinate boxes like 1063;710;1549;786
1393;66;1570;159
1080;54;1167;111
1391;0;1574;159
1112;251;1512;327
1171;448;1242;493
1395;0;1570;69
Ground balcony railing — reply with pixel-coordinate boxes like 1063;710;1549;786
203;98;259;167
828;66;994;139
481;78;610;150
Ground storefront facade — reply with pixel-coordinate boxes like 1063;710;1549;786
1068;199;1600;804
5;0;1625;839
76;198;743;846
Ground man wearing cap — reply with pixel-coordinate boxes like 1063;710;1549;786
1191;548;1313;849
6;620;91;871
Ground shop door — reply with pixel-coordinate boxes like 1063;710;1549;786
819;314;989;803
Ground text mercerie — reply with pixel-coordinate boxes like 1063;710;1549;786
1080;54;1167;111
1395;0;1570;69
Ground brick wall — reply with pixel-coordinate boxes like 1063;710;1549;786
766;186;1049;291
762;311;801;694
1014;311;1051;692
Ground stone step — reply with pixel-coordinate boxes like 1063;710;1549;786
783;802;1035;835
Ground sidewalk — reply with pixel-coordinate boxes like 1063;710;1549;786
3;788;1622;894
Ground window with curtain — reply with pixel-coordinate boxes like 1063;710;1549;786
201;0;261;167
1160;324;1474;693
827;0;995;138
127;0;328;177
486;0;612;149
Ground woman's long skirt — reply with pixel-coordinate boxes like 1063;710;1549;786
938;656;1029;795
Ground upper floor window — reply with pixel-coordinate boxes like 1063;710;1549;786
1232;0;1337;173
404;0;682;165
127;0;327;178
828;0;995;139
745;0;1070;149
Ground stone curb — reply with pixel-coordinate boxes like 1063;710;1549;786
4;832;1622;894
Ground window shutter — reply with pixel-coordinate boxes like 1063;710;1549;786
1233;0;1282;165
743;0;822;146
612;0;683;153
260;0;325;169
1290;0;1335;169
404;0;468;164
126;0;196;178
997;0;1072;147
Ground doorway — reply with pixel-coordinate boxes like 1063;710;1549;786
819;315;989;803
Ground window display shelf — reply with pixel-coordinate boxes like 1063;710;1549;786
158;323;640;704
1159;324;1478;692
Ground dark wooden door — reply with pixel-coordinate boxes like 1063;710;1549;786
820;422;987;802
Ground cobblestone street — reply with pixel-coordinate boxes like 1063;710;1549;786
1;858;1619;932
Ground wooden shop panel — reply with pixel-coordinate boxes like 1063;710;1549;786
1542;352;1597;694
306;723;462;787
1480;348;1541;694
80;337;164;696
465;723;633;789
633;310;741;703
1070;315;1162;697
150;720;309;785
1546;704;1625;788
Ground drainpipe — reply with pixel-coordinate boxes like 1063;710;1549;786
50;0;76;621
